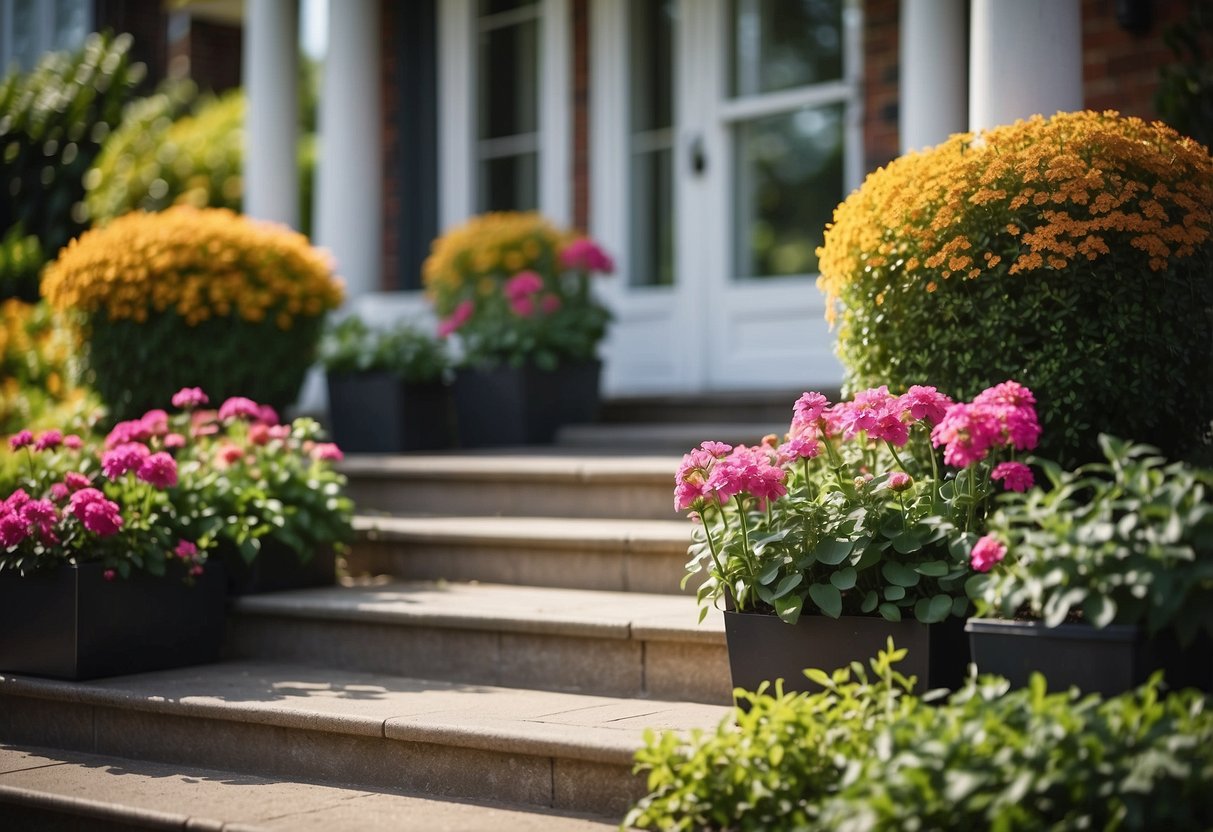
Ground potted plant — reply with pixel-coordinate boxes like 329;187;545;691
422;211;614;447
965;434;1213;695
319;315;453;453
0;424;225;680
677;380;1042;694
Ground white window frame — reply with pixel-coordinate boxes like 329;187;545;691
0;0;94;75
438;0;571;231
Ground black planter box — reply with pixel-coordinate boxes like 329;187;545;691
723;610;970;698
216;539;337;596
966;618;1213;696
0;561;226;680
453;360;602;448
327;372;454;453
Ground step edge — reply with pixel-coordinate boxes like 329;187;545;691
353;516;691;552
0;781;222;831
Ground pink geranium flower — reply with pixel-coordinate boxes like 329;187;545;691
707;445;788;509
171;387;210;409
8;430;33;450
141;409;169;437
540;294;562;314
437;299;475;338
504;270;544;299
69;488;124;537
138;452;179;489
64;472;91;491
559;238;615;273
174;540;199;560
790;392;830;436
34;430;63;452
887;471;913;492
310;442;344;462
164;433;187;449
970;534;1007;572
776;435;821;465
991;461;1035;493
218;397;262;422
105;418;152;448
674;444;731;512
63;434;83;450
509;296;536;317
49;483;70;501
102;442;151;480
930;403;1002;467
0;510;27;547
21;499;58;538
899;386;953;425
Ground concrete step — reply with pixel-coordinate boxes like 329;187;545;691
0;744;619;831
348;514;694;596
556;421;786;453
227;581;730;705
339;452;680;520
0;662;730;819
600;390;814;425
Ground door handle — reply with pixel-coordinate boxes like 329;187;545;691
690;135;707;176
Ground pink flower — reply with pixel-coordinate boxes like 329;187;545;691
174;540;199;560
930;403;1002;467
257;405;279;426
103;569;116;582
8;430;33;450
0;511;28;547
218;397;262;422
834;386;901;441
190;410;220;438
1002;407;1042;452
68;487;106;512
707;445;788;509
64;472;91;491
105;419;152;448
164;433;187;449
69;489;123;537
50;483;70;501
63;434;82;450
540;294;562;314
137;452;178;489
4;489;30;513
190;565;204;577
34;430;63;451
974;381;1036;410
504;270;544;299
21;499;58;537
699;441;733;457
248;423;271;445
991;461;1035;493
509;295;536;317
887;471;913;492
437;300;475;338
559;238;615;273
791;392;830;436
899;386;953;425
674;446;723;512
310;442;344;462
970;534;1007;573
102;442;151;479
171;387;209;409
216;444;244;467
268;424;292;441
140;409;169;437
776;435;821;465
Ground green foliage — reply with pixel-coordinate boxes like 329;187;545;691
0;299;97;437
1156;0;1213;148
318;315;448;383
969;435;1213;645
0;224;44;302
0;32;144;256
628;642;1213;831
87;310;325;423
85;87;317;236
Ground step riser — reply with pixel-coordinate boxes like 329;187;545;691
344;479;677;521
0;694;643;818
347;541;692;596
226;615;732;706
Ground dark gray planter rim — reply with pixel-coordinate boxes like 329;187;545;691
965;617;1139;641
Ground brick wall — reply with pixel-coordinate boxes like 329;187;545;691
573;0;591;232
381;0;401;291
182;19;242;94
1082;0;1190;119
92;0;168;90
863;0;902;174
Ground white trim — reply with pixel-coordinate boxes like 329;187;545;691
438;0;475;230
539;0;571;224
478;3;542;31
717;80;855;124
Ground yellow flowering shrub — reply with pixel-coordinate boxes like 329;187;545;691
42;206;344;420
817;110;1213;463
0;300;97;436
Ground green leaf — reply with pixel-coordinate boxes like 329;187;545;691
883;585;906;601
914;560;949;577
881;560;921;587
860;589;879;613
829;567;857;591
890;529;925;555
814;538;852;566
774;594;804;624
914;594;953;624
772;573;803;599
877;602;902;622
808;582;843;618
1083;594;1118;628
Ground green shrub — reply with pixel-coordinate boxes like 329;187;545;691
816;111;1213;465
0;32;144;256
0;224;44;302
1156;1;1213;148
318;316;448;383
628;642;1213;831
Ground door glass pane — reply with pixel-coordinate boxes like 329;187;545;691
730;0;843;97
628;0;676;287
53;0;91;52
12;0;40;71
733;103;844;279
479;19;538;140
479;0;535;16
480;152;538;212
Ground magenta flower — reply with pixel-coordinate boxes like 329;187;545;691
834;386;903;440
504;270;544;299
699;441;733;457
164;433;187;449
437;299;475;338
509;295;536;317
106;418;152;448
970;534;1007;573
69;488;124;537
674;447;722;511
137;452;179;489
899;386;953;425
1002;407;1042;451
559;238;615;274
9;430;33;450
50;483;70;501
171;387;210;409
103;568;116;582
21;499;58;538
174;540;199;560
991;461;1035;493
930;403;1002;467
540;294;562;314
64;472;91;492
63;434;83;450
257;404;280;426
0;511;28;547
310;442;344;462
707;445;788;509
268;425;292;441
141;409;170;437
4;488;30;513
218;397;262;422
68;487;106;512
887;471;913;492
102;442;151;480
974;380;1036;410
776;435;821;465
34;430;63;452
790;392;830;436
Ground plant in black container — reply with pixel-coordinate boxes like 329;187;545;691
320;315;452;453
677;380;1044;696
423;212;613;447
966;435;1213;695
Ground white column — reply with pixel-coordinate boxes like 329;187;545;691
315;0;383;297
900;0;967;152
969;0;1082;132
243;0;300;228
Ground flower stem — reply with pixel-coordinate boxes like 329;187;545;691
885;440;910;474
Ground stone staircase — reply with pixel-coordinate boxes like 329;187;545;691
0;411;783;829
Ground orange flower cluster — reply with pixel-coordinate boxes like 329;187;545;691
816;111;1213;323
42;207;344;329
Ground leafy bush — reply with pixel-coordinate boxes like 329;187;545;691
85;87;317;236
1156;2;1213;148
0;32;144;257
816;111;1213;465
628;642;1213;831
41;206;344;421
0;225;44;302
318;315;448;383
970;435;1213;645
0;299;96;436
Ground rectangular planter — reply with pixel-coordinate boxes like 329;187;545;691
453;360;602;448
327;372;454;453
723;610;969;698
966;618;1213;696
216;539;337;596
0;561;226;680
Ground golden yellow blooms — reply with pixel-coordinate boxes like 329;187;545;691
0;300;94;434
42;206;344;329
816;111;1213;323
422;212;567;315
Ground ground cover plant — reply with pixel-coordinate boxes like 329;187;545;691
816;110;1213;465
627;642;1213;831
